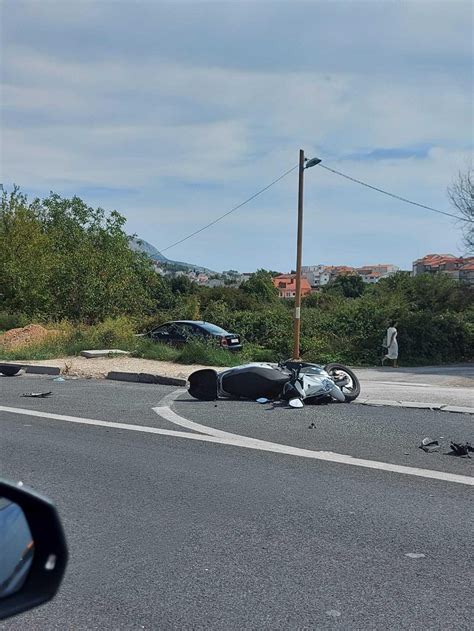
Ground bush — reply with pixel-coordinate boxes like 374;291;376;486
0;312;29;332
87;317;136;348
1;272;472;367
176;340;241;367
131;338;180;362
241;344;280;363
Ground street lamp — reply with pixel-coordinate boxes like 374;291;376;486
292;149;322;360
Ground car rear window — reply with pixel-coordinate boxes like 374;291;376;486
199;323;228;335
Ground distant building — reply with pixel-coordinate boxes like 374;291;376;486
459;260;474;285
302;265;331;287
302;265;355;287
302;263;399;286
355;264;399;284
412;254;474;283
272;274;312;299
206;278;225;288
196;274;209;285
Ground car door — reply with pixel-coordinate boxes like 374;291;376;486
150;324;172;343
175;323;197;345
187;324;206;342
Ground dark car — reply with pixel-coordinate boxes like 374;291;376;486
147;320;243;351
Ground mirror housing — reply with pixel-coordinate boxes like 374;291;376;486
0;480;68;621
289;398;304;408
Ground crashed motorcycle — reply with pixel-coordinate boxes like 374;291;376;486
187;360;360;407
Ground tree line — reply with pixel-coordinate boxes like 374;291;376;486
1;187;473;365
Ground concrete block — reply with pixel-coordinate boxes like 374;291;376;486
362;399;403;407
440;405;474;415
138;373;186;386
106;371;139;383
397;401;442;410
25;365;61;376
81;349;130;358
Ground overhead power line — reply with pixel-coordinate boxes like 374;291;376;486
319;164;473;223
160;158;473;254
160;164;298;253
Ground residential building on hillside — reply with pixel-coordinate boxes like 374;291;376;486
459;260;474;284
413;254;458;276
412;254;474;283
355;264;399;283
301;265;331;287
272;274;312;298
206;278;225;288
326;265;355;279
196;274;209;285
302;263;399;287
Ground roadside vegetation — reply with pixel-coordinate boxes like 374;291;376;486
1;187;473;366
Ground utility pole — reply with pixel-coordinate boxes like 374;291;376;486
292;149;305;359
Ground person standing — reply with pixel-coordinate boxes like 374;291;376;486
382;320;398;367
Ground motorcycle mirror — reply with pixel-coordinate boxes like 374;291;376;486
0;480;68;621
288;398;304;409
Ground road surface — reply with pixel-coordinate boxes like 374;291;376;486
0;376;472;629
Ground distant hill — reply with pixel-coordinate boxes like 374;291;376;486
129;237;214;273
128;236;168;262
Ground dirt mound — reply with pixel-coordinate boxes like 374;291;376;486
0;324;60;350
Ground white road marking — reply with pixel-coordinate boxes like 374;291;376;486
2;400;474;487
363;381;433;388
153;390;474;486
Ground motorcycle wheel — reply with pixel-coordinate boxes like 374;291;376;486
324;363;360;402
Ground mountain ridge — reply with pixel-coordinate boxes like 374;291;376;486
128;237;215;273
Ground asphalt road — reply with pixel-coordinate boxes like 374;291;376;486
1;375;473;630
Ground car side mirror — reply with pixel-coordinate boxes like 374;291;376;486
0;480;68;621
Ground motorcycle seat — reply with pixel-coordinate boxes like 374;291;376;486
221;366;289;400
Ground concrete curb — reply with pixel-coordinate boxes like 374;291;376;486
24;365;61;376
9;366;473;413
354;399;474;415
106;371;186;387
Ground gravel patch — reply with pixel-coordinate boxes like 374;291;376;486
16;356;226;379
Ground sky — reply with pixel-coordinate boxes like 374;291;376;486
1;0;472;272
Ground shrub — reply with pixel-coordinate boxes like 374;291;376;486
176;340;241;367
0;312;29;332
131;338;180;362
87;317;136;348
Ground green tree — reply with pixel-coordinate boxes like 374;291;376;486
0;187;161;322
0;187;53;316
325;274;365;298
170;275;197;296
242;269;278;302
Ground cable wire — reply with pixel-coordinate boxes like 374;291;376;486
160;164;298;252
319;164;473;223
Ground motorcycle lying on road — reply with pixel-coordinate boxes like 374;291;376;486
187;360;360;407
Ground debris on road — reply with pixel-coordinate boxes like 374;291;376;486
449;442;473;457
53;377;66;382
256;397;270;404
21;391;53;398
0;363;24;376
419;437;440;453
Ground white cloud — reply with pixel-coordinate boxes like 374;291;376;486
1;1;472;270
